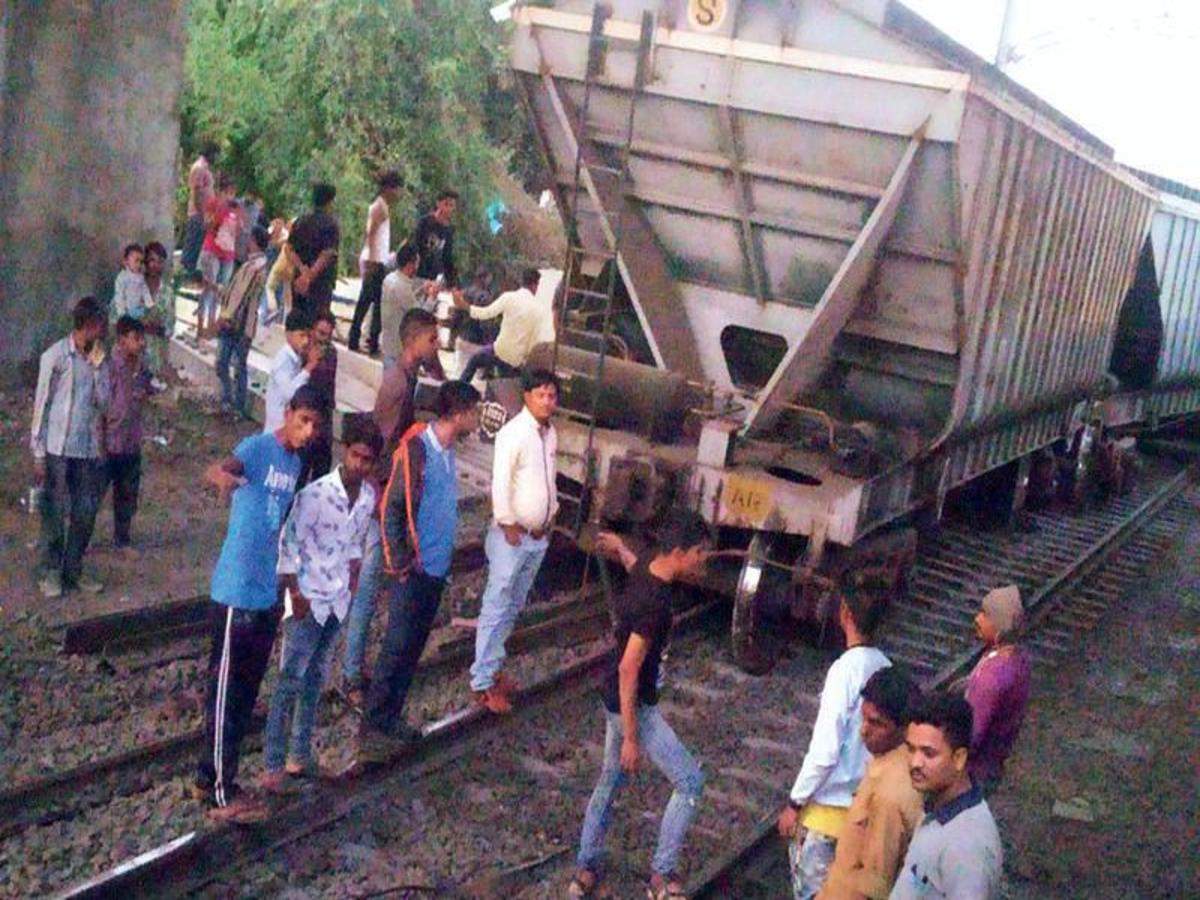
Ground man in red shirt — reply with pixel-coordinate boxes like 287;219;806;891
197;176;239;339
182;142;218;279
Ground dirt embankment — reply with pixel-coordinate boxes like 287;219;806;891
995;491;1200;899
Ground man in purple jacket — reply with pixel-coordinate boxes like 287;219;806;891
964;584;1031;794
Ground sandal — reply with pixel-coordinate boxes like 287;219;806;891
568;869;608;898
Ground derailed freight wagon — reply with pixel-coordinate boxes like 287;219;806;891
1105;174;1200;430
507;0;1192;669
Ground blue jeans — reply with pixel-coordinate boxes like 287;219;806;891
39;455;105;587
342;519;383;686
577;706;705;877
263;612;342;771
198;251;234;324
788;828;837;900
216;330;251;413
181;214;204;275
469;524;548;692
365;571;446;734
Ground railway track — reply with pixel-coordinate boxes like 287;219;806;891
47;597;721;900
0;584;613;840
688;459;1195;897
59;543;490;657
32;456;1194;899
0;579;621;897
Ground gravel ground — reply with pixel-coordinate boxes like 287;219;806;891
188;615;836;900
0;583;611;899
992;489;1200;899
0;383;255;783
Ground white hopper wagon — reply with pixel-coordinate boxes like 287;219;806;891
508;0;1198;669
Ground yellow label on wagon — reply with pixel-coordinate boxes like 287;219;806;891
722;474;773;527
688;0;728;32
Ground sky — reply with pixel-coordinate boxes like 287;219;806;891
901;0;1200;188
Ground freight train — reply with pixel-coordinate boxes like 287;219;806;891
506;0;1200;670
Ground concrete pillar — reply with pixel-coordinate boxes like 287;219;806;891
0;1;186;379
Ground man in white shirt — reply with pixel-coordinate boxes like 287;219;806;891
777;582;892;899
455;268;554;383
349;170;402;356
469;368;560;713
263;309;321;433
260;418;382;791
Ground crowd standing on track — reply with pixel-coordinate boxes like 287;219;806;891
341;307;444;705
469;368;561;714
22;156;1040;896
193;385;321;823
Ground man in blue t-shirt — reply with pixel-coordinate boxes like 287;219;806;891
193;385;322;823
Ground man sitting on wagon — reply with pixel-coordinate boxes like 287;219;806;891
453;267;553;383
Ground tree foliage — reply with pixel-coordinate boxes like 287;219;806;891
180;0;531;276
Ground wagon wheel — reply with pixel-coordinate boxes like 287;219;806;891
731;535;777;675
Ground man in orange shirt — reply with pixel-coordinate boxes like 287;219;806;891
818;667;924;900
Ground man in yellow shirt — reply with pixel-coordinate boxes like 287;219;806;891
819;667;924;899
455;268;553;383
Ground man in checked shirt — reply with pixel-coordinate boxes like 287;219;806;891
259;417;383;791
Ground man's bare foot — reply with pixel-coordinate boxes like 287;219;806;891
494;671;520;698
474;687;512;715
258;770;296;795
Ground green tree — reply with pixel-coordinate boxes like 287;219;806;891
180;0;526;277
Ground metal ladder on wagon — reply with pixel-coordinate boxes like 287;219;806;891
550;6;655;600
552;6;653;534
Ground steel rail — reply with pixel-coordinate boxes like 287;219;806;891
59;542;489;656
5;587;611;842
684;465;1193;898
55;597;723;900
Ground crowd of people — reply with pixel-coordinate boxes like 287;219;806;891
25;146;1033;898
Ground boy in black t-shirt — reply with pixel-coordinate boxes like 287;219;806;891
570;512;711;900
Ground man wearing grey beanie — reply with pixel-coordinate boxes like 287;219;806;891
964;585;1031;793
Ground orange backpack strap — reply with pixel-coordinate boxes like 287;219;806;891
380;422;428;574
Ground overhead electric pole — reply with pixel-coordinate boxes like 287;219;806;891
995;0;1020;69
